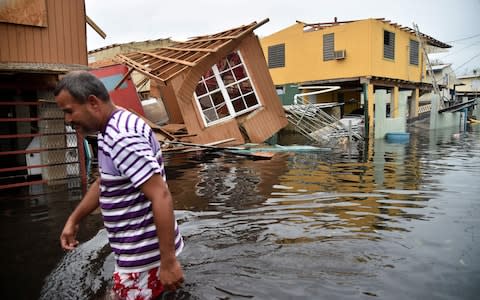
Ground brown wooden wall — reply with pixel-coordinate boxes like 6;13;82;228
0;0;87;65
238;34;288;142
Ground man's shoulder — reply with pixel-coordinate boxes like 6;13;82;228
107;109;151;135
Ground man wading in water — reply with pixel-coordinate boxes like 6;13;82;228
55;71;184;300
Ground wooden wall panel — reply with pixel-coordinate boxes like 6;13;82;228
237;34;288;142
190;119;245;145
0;0;87;65
160;76;184;124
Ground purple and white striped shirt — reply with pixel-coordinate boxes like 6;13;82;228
97;109;183;273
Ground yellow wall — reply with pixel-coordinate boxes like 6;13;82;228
260;19;425;85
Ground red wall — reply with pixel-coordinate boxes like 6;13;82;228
90;64;145;116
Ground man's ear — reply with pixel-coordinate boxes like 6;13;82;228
87;95;101;110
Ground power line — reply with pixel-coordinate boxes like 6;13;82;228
454;52;480;72
447;33;480;43
439;40;480;59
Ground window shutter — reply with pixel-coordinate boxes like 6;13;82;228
383;30;395;60
323;33;335;61
409;39;419;65
268;44;285;68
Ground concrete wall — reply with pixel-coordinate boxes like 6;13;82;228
374;89;408;139
429;94;461;129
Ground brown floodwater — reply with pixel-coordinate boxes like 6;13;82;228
1;126;480;299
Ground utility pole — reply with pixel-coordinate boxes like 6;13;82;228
413;22;444;109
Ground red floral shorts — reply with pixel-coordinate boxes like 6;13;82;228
110;267;164;300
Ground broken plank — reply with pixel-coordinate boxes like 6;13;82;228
165;140;274;160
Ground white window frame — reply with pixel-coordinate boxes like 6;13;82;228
194;51;262;127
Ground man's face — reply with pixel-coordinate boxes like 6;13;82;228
55;90;99;135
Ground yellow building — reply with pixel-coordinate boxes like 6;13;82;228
260;18;450;134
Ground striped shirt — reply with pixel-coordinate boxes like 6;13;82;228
97;109;183;273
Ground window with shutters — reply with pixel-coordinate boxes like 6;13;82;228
323;33;335;61
268;44;285;68
383;30;395;60
194;51;261;127
409;39;419;66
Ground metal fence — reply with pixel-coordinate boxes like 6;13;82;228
0;99;85;191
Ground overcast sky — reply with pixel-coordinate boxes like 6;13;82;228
85;0;480;75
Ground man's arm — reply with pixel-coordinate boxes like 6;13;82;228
60;178;101;250
140;174;184;291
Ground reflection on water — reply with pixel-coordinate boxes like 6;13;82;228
1;127;479;299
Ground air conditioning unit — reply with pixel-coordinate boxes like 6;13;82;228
334;50;346;60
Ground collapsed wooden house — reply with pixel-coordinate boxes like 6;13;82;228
114;19;288;146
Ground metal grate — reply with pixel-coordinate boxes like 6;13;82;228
0;99;83;190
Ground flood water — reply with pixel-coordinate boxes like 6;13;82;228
1;126;480;300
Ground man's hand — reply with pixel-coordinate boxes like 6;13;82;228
160;258;184;291
60;220;80;250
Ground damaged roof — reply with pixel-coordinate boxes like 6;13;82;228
114;19;269;84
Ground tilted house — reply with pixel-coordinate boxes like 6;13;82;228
115;19;288;146
260;18;451;136
0;0;89;191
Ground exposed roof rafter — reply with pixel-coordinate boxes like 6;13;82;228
114;19;269;83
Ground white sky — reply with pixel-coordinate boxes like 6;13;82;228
85;0;480;76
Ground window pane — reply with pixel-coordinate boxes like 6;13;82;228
239;80;253;95
198;95;213;109
204;108;217;123
216;102;229;119
226;52;241;68
220;69;235;85
205;76;219;91
203;68;214;79
232;98;246;112
211;91;225;106
195;80;207;96
226;84;241;99
216;58;229;73
232;66;246;81
244;92;258;108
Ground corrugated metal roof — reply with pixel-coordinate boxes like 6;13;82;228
113;19;269;83
431;64;451;71
457;73;480;79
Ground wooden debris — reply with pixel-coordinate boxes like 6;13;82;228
165;140;275;160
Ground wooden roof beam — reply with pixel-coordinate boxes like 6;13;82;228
86;15;107;39
114;54;166;85
184;36;238;43
139;51;196;67
162;46;216;53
